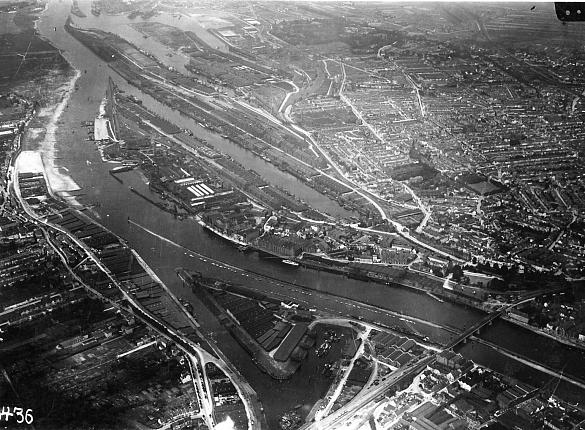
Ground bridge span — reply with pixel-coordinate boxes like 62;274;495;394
446;287;570;349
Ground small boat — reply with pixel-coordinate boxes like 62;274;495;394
282;259;299;266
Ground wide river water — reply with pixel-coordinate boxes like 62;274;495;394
33;0;585;417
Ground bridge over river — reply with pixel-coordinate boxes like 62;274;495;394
447;287;570;349
303;287;580;430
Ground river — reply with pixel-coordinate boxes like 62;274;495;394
32;0;585;418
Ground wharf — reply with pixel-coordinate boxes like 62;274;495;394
183;270;299;380
93;117;111;141
197;218;250;248
129;186;180;217
298;254;488;310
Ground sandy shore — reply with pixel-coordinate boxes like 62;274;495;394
35;69;84;206
32;1;49;32
30;0;84;206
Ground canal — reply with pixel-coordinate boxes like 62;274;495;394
33;0;585;417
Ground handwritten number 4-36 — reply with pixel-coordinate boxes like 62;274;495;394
0;406;34;424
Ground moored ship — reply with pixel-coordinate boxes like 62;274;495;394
110;163;137;174
196;217;250;248
282;259;299;267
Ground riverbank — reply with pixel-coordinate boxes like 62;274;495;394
38;71;83;199
501;314;585;352
470;337;585;391
298;253;490;310
17;9;83;204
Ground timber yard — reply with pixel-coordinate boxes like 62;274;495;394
1;1;585;430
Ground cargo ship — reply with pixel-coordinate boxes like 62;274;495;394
110;164;137;174
282;259;299;267
196;217;250;248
